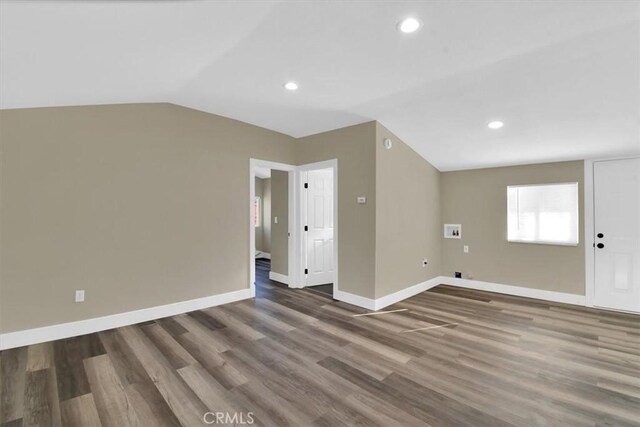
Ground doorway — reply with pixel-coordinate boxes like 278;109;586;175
250;158;338;298
249;159;296;297
298;160;338;298
591;157;640;313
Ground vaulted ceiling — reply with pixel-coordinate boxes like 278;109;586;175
1;1;638;170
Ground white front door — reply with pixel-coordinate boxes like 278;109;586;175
304;168;334;286
593;158;640;312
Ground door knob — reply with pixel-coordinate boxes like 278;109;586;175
597;243;605;249
597;233;604;238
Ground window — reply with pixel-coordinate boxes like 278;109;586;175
507;183;579;246
254;196;261;227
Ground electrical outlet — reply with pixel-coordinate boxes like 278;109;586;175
463;245;469;253
422;258;428;267
75;290;85;303
455;272;462;278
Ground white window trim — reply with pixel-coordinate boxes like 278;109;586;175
507;181;579;247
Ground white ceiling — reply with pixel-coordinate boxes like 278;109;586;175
1;1;638;171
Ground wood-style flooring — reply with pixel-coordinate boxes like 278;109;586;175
2;266;640;426
306;284;333;297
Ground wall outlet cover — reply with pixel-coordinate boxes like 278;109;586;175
455;272;462;278
75;290;85;302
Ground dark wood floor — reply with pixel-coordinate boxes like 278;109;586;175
306;284;334;297
2;271;640;426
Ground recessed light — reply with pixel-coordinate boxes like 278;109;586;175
398;17;421;33
488;121;504;129
284;81;298;91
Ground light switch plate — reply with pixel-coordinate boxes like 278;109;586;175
463;245;469;253
274;216;278;224
357;196;366;204
75;290;85;302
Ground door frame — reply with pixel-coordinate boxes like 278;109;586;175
249;159;296;297
296;159;339;295
584;156;640;310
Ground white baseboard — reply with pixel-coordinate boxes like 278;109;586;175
375;277;442;310
334;276;586;312
0;288;252;350
438;277;586;306
334;277;440;311
334;290;376;310
268;271;289;285
0;277;587;349
255;252;271;259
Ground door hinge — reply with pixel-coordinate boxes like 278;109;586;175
304;268;308;275
304;225;308;231
304;183;308;189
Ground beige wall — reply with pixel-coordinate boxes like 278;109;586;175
295;122;377;298
375;123;441;298
270;170;288;276
0;103;295;333
440;161;585;295
254;177;271;254
0;102;590;335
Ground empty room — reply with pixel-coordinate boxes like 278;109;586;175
1;1;639;426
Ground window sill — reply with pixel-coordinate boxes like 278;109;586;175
508;239;579;247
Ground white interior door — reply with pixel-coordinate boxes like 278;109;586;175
594;158;640;312
304;168;334;286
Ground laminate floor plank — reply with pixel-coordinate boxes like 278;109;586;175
83;354;140;427
155;317;189;338
0;347;27;424
53;335;105;401
231;379;314;427
123;381;181;427
118;326;209;426
59;393;102;427
22;368;61;427
97;329;149;387
140;324;198;370
2;261;639;426
26;343;53;372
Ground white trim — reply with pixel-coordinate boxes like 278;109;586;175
584;159;595;307
296;159;338;294
255;252;271;259
334;290;376;310
335;275;586;312
299;169;308;287
249;158;297;296
268;271;289;285
374;277;442;310
287;168;297;288
506;182;580;247
438;277;586;306
506;240;579;247
352;309;408;317
0;288;251;350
